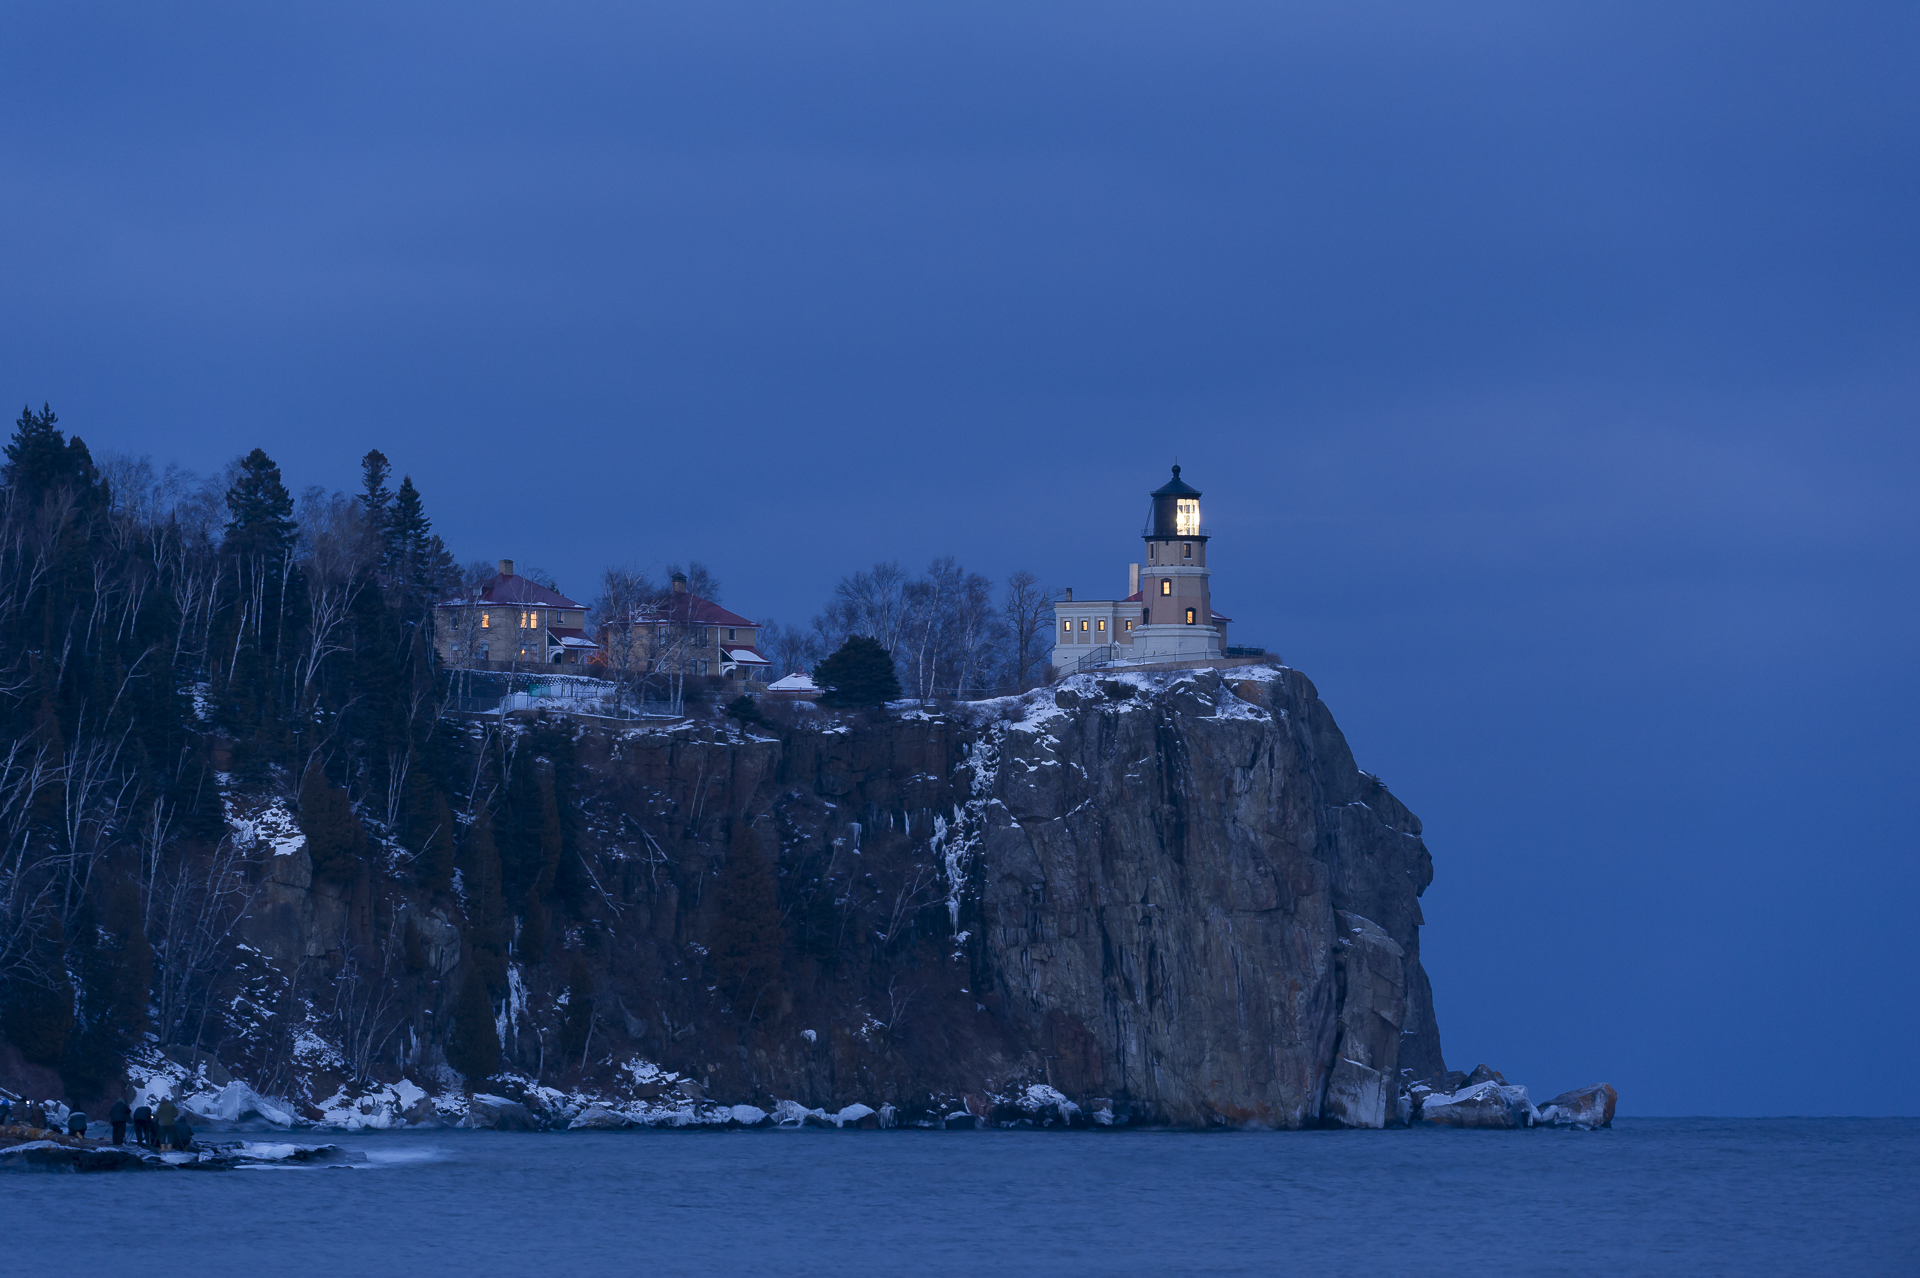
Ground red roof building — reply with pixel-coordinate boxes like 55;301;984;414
597;571;770;682
434;558;601;667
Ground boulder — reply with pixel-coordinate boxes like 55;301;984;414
467;1095;539;1131
672;1080;705;1102
568;1105;629;1130
1537;1083;1617;1128
1463;1063;1507;1086
1419;1080;1536;1129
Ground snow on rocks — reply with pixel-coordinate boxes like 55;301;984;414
1418;1081;1539;1129
316;1079;434;1130
1013;1084;1081;1125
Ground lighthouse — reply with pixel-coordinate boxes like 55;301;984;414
1050;465;1231;674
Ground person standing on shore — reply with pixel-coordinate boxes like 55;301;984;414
25;1100;48;1132
154;1097;177;1150
109;1097;131;1144
0;1097;12;1126
66;1109;88;1138
133;1103;153;1146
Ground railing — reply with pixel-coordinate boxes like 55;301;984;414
1075;645;1120;673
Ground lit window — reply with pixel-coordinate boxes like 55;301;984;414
1097;619;1106;632
1176;498;1200;535
1063;621;1071;634
1160;580;1171;596
1185;608;1196;625
481;612;491;629
1124;620;1132;631
1080;619;1089;631
1182;543;1191;559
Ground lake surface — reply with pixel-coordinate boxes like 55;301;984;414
4;1119;1913;1275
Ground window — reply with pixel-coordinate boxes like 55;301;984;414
1182;543;1191;559
1160;579;1171;596
1124;620;1132;632
480;612;491;629
1149;544;1156;561
1080;618;1089;631
1185;608;1196;625
1096;619;1106;633
476;644;489;660
727;628;736;641
1141;608;1150;624
520;609;540;629
1062;620;1071;635
1176;498;1200;535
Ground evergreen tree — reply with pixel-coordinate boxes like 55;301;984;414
217;449;306;780
358;449;393;525
3;403;98;505
223;448;298;561
558;954;594;1062
387;475;455;617
61;880;153;1097
402;768;457;892
814;636;901;707
444;969;501;1082
710;827;786;1020
298;762;367;885
0;917;74;1066
458;805;509;995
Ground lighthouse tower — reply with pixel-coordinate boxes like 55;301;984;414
1049;465;1230;674
1130;465;1224;663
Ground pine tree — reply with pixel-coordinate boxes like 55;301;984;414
815;635;902;707
459;804;509;995
359;449;393;562
444;970;501;1082
61;879;153;1097
359;449;392;523
0;917;74;1066
223;448;298;561
2;403;98;505
403;769;457;893
514;761;564;961
558;954;594;1062
218;449;305;781
299;761;367;885
709;827;786;1020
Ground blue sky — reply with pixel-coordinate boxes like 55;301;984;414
4;1;1915;1114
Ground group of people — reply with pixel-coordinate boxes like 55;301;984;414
0;1094;194;1150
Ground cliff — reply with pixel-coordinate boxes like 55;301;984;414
165;665;1445;1130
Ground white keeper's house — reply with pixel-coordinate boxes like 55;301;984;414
1053;465;1263;676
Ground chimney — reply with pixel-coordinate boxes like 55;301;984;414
1063;587;1073;601
499;558;514;578
1129;564;1140;597
671;572;689;594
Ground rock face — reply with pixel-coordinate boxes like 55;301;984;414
183;665;1447;1130
957;670;1440;1127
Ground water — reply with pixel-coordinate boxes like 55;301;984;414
4;1119;1914;1275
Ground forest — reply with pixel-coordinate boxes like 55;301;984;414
0;405;1059;1103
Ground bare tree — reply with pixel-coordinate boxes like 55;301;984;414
1002;570;1061;690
